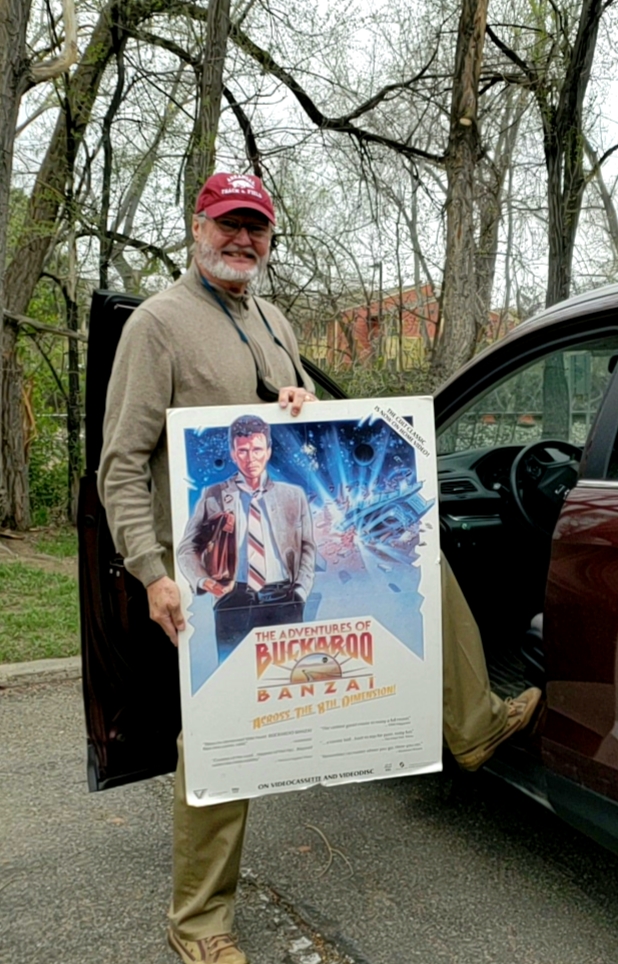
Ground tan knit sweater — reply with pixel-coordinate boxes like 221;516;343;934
98;260;313;587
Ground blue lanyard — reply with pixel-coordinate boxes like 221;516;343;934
199;274;304;388
200;274;252;346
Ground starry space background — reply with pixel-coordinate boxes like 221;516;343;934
179;414;434;689
182;416;418;517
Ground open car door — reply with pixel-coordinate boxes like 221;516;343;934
542;365;618;851
79;289;346;791
79;291;181;790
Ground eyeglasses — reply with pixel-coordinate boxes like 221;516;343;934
199;213;271;240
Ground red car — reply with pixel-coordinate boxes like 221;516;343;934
80;283;618;853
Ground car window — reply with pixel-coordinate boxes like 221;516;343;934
438;335;618;455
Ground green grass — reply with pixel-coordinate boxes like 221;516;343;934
33;526;78;558
0;563;79;663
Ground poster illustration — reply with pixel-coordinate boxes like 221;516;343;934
167;397;442;806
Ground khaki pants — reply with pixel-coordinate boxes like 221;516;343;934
169;735;249;939
440;553;508;755
169;553;509;940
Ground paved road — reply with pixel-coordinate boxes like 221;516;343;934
3;679;618;964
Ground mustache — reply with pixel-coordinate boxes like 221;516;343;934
221;246;257;259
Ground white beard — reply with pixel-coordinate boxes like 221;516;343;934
195;238;268;284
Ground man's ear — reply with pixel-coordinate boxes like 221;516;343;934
270;233;278;252
191;216;202;242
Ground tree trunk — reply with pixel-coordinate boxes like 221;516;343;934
540;0;605;437
2;0;172;527
184;0;231;244
545;145;583;309
431;0;488;384
0;0;32;525
474;89;524;348
543;0;604;308
1;321;30;528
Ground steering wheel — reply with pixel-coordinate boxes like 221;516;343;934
509;439;581;534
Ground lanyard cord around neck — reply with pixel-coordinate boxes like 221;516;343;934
199;274;304;388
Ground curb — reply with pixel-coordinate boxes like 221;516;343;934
0;656;82;688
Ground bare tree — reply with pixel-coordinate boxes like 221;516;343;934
486;0;617;435
2;0;167;527
487;0;618;307
0;0;33;522
0;0;76;528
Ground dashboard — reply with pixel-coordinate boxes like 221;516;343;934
438;445;524;507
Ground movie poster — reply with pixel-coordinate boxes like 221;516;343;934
167;397;442;806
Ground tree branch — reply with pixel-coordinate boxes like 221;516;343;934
234;0;258;27
225;23;443;163
546;0;567;43
15;97;56;137
127;28;200;66
331;50;439;124
22;331;70;404
584;137;618;255
585;141;618;183
222;86;262;176
30;0;78;84
3;310;88;343
485;24;537;85
100;29;127;288
479;71;529;95
78;230;183;278
172;0;443;160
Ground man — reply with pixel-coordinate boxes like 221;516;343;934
177;414;315;657
98;172;541;964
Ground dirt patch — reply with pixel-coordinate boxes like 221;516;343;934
0;531;77;579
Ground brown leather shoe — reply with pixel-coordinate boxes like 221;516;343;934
454;687;542;772
167;929;248;964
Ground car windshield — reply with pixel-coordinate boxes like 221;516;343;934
438;336;618;456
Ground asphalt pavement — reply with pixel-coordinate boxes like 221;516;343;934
3;669;618;964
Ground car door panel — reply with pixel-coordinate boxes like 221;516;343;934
543;484;618;803
80;290;181;790
79;472;181;790
84;292;142;473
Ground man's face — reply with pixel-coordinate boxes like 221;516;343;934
231;432;271;485
192;208;272;286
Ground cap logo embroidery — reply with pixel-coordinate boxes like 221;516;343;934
227;175;258;191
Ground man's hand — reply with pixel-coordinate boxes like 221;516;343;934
201;578;235;598
278;386;317;416
146;576;186;647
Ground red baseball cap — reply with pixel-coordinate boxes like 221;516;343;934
194;173;276;224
